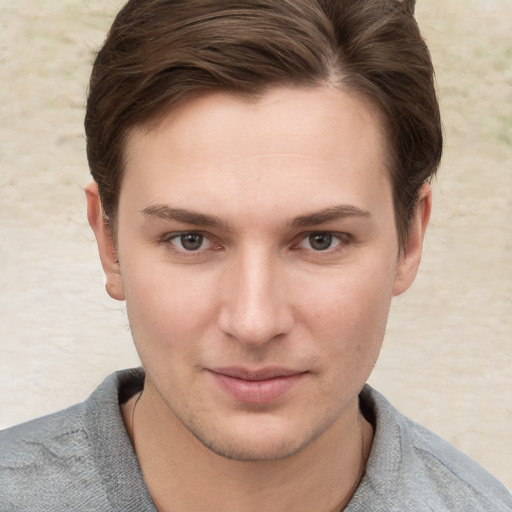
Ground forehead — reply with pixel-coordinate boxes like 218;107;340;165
121;86;391;222
129;86;387;156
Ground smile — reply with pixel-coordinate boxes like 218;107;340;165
208;367;308;405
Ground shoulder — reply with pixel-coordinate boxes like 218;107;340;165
0;401;86;462
401;413;511;510
0;400;108;510
351;386;512;511
0;370;147;511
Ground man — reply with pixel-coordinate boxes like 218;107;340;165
1;0;511;510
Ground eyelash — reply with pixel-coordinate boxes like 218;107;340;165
297;232;350;252
160;231;218;255
160;231;353;257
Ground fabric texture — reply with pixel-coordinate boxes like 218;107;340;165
1;368;511;511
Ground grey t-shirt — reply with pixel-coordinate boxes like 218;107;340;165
1;369;511;511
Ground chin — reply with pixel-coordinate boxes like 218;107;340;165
195;434;310;462
183;415;327;462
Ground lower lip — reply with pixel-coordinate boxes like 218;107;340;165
210;372;306;404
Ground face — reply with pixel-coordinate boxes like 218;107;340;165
88;86;429;461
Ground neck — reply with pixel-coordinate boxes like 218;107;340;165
122;384;373;512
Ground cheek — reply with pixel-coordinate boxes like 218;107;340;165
121;261;219;356
296;257;396;360
301;271;393;406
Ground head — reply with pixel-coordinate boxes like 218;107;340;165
85;0;441;462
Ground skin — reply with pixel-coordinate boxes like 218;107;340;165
86;85;431;511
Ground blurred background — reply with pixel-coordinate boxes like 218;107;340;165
1;0;511;488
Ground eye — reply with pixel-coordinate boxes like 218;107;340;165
298;232;344;251
167;232;211;252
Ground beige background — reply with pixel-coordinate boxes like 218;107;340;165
1;0;511;489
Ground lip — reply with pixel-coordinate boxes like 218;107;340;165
208;367;307;404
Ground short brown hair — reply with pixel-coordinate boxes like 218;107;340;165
85;0;442;249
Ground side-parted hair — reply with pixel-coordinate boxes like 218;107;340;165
85;0;442;249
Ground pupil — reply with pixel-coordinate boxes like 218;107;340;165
310;233;332;251
181;233;203;250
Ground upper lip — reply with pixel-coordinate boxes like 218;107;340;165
209;367;306;381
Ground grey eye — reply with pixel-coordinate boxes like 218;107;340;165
180;233;204;251
308;233;333;251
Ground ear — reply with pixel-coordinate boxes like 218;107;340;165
393;183;432;296
85;181;125;301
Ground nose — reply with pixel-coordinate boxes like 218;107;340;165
218;247;293;347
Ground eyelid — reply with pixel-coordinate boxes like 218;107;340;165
293;231;353;252
160;230;221;254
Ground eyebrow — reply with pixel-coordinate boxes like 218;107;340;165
290;205;371;227
141;205;228;229
141;203;371;230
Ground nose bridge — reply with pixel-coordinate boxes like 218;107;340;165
219;244;291;346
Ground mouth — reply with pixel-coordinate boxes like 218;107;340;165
207;367;308;404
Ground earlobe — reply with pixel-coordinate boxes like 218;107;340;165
85;181;125;301
393;183;432;297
